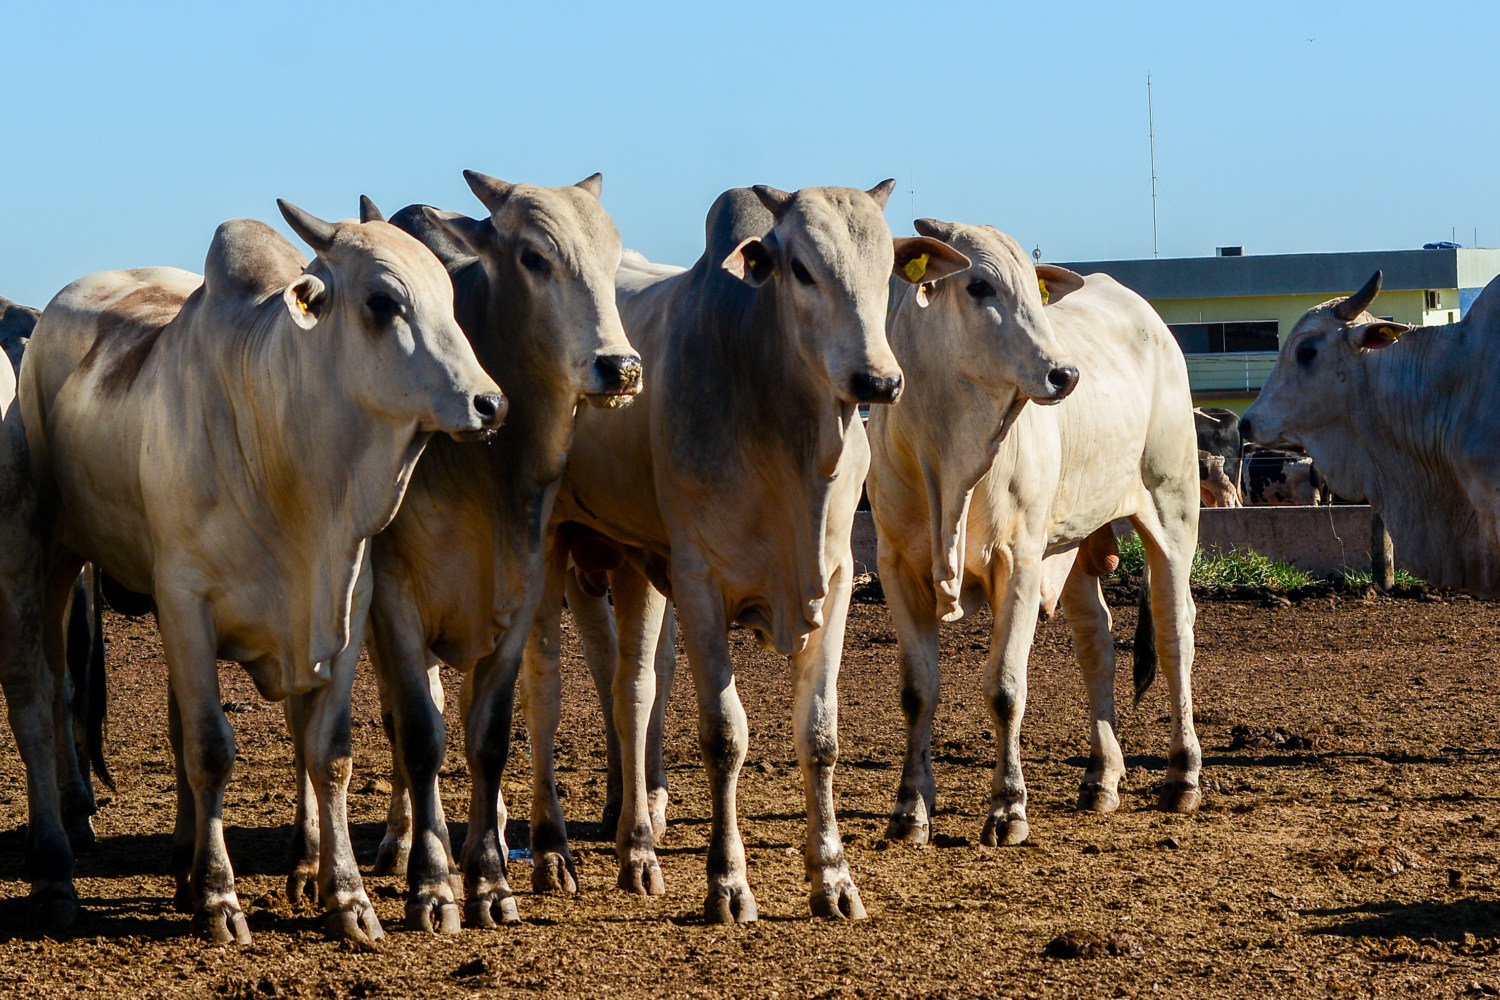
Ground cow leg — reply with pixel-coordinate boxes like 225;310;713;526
366;584;458;934
880;558;941;843
791;558;865;919
609;565;668;897
982;559;1043;847
56;575;96;850
155;591;250;945
645;603;676;841
166;684;196;912
283;693;320;909
460;640;523;927
301;618;384;945
522;541;578;894
673;565;755;923
2;561;77;930
566;570;624;836
1134;508;1203;812
1061;568;1125;812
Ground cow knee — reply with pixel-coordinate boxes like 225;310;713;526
699;720;746;776
801;728;838;770
189;717;236;788
399;712;447;782
989;685;1022;726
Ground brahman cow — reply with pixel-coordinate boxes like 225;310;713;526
0;295;38;372
519;183;970;923
286;173;641;933
1241;269;1500;592
867;220;1203;847
17;202;503;944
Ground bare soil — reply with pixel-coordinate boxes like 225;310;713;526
3;587;1500;998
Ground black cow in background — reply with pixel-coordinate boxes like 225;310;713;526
1194;407;1243;492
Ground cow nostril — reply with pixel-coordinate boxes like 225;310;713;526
473;392;507;425
850;372;902;404
1046;366;1079;395
595;353;643;387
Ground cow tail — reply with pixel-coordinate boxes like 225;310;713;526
86;570;114;791
1132;561;1158;705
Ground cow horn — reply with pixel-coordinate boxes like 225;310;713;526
575;173;603;199
866;178;897;209
1334;270;1382;321
464;170;517;214
277;200;337;255
358;195;385;224
751;185;793;218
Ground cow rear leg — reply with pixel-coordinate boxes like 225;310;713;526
609;566;667;897
880;559;940;843
1060;568;1125;812
166;685;196;913
645;603;676;841
568;571;625;836
1135;507;1203;812
461;645;522;927
982;561;1043;847
374;652;448;880
522;545;578;895
792;559;865;919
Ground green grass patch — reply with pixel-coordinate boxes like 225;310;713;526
1111;534;1315;590
1335;567;1425;587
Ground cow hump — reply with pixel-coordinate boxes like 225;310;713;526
202;219;310;304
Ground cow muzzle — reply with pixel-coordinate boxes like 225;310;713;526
1031;365;1079;404
849;370;904;405
583;350;644;408
450;391;508;441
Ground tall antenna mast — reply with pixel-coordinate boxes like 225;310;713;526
908;146;916;226
1148;73;1159;259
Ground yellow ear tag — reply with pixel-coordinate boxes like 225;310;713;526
1384;325;1403;341
1038;278;1050;305
298;298;310;314
904;253;929;283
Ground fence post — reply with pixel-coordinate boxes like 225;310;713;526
1371;512;1395;591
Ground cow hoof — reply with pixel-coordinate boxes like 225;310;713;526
193;902;252;946
600;804;622;841
326;903;386;947
1077;782;1121;813
286;867;320;910
404;892;461;935
27;885;79;932
1159;783;1202;814
372;836;410;877
980;815;1030;847
704;885;758;924
883;808;930;844
617;854;665;897
532;851;578;895
465;893;520;928
810;879;866;920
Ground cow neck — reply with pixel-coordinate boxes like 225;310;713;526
1328;321;1499;592
884;285;1024;620
196;297;425;694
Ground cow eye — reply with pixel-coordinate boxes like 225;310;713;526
521;248;551;276
1295;344;1317;367
366;292;398;318
966;279;994;299
790;258;815;286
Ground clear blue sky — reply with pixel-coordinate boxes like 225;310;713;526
4;1;1496;309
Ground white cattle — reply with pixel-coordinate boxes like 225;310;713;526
286;173;641;934
18;203;503;944
1241;269;1500;593
867;219;1203;847
520;183;970;922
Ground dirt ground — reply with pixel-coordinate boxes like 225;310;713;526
3;585;1500;999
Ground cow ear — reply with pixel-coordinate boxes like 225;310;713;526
893;236;971;286
463;169;516;215
284;274;326;330
1348;321;1411;350
722;235;777;286
421;206;491;256
575;173;603;200
358;195;385;224
1035;264;1086;306
278;200;336;255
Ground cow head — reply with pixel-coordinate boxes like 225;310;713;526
1241;270;1410;452
277;199;505;441
720;181;967;406
905;219;1081;404
421;170;641;408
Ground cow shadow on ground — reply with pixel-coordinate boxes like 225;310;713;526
1303;896;1500;943
1066;750;1482;771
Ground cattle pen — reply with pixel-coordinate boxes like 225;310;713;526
2;582;1497;998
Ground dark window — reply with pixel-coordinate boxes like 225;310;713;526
1167;320;1278;354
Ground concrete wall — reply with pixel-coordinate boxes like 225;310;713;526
852;505;1383;581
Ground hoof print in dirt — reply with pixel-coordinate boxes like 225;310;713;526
1230;725;1319;751
1340;844;1421;875
1043;928;1146;959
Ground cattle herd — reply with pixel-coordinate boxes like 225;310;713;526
1;171;1497;950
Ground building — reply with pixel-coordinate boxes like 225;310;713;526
1056;246;1500;411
